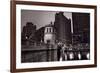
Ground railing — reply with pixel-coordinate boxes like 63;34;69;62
21;47;90;63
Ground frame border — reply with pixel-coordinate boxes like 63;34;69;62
10;0;97;72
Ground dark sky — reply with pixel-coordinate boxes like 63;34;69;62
21;10;72;31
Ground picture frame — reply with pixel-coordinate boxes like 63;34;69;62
10;0;97;72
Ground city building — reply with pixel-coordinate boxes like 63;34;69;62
21;12;73;46
44;22;56;45
21;22;36;45
35;27;45;45
72;13;90;44
54;12;72;44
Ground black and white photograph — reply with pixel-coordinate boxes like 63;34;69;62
21;10;90;63
11;1;97;72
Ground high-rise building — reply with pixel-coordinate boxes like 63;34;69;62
21;22;36;45
54;12;72;44
72;13;90;44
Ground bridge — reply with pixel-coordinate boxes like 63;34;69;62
21;44;90;63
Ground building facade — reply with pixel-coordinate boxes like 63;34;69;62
54;12;72;44
21;22;36;45
44;22;56;45
72;13;90;44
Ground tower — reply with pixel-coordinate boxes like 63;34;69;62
54;12;72;44
44;22;55;45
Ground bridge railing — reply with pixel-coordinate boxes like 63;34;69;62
21;47;90;63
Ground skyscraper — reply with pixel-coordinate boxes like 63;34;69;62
72;13;90;44
54;12;72;44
